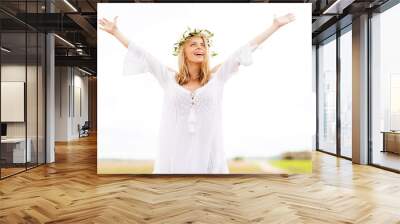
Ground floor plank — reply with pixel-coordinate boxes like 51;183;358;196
0;134;399;223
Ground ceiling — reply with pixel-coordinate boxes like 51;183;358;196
0;0;394;75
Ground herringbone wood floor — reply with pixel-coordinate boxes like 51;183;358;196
1;134;400;224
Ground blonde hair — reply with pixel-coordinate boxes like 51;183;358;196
175;35;211;86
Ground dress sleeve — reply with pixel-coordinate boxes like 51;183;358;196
216;42;258;83
122;40;173;88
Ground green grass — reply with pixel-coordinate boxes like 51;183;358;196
268;160;312;174
97;159;312;174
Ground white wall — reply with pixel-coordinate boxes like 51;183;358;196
55;66;69;141
72;72;89;138
55;67;89;141
1;64;46;163
1;65;36;138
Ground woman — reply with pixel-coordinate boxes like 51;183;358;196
99;13;295;174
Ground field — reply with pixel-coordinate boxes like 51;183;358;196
98;158;312;174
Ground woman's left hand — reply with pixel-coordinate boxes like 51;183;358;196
273;13;296;28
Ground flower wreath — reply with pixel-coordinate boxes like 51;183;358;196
173;27;217;57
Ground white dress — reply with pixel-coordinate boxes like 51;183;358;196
123;41;257;174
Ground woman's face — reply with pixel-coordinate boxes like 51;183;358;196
184;36;207;64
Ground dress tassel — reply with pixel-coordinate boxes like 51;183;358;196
188;107;196;133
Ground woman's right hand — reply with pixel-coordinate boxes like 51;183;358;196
272;13;295;28
99;16;119;35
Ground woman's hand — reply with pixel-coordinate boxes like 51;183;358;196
99;16;129;48
273;13;296;28
248;13;295;48
99;16;119;35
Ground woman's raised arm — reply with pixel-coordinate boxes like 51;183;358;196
99;16;129;48
249;13;295;48
98;16;174;88
215;13;295;83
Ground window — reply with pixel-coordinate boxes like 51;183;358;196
371;3;400;171
318;36;337;154
339;28;352;158
0;1;46;179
